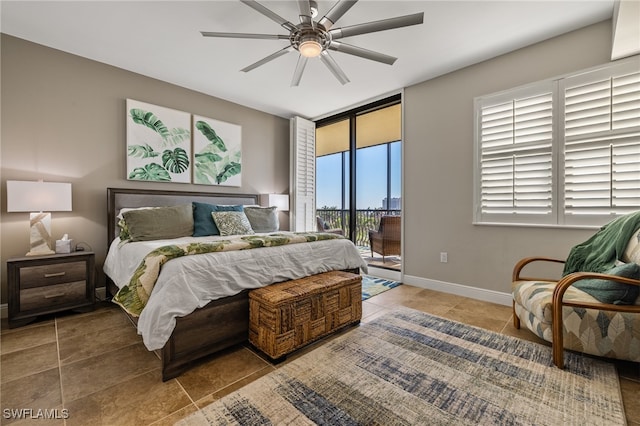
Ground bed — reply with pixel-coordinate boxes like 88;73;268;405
104;187;366;380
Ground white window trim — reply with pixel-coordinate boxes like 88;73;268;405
474;56;640;228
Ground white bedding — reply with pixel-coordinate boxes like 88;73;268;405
103;233;368;351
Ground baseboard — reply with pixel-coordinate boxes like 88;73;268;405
0;287;109;320
402;274;512;307
366;266;401;282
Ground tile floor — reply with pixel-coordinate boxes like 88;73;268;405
1;284;639;425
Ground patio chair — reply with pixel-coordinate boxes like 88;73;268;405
316;216;344;235
368;215;401;261
512;211;640;368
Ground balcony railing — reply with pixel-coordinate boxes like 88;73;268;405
317;209;401;247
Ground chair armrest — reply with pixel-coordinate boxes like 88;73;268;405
512;256;566;282
553;272;640;306
550;271;640;368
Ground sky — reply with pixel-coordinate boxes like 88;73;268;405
317;142;401;210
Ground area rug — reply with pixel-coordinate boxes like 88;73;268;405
178;307;625;425
361;275;401;300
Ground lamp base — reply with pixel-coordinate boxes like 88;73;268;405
26;212;55;256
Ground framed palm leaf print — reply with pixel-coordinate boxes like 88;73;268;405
126;99;191;183
192;115;242;186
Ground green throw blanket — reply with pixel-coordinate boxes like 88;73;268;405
113;232;344;316
563;211;640;276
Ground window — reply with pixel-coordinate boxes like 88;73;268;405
474;57;640;227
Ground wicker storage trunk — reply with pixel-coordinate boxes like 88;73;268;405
249;271;362;360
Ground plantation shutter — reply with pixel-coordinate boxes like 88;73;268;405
290;116;316;232
475;82;555;224
562;60;640;219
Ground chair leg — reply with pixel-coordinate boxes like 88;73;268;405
552;317;565;369
512;301;520;329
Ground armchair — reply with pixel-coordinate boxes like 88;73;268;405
316;216;344;236
512;213;640;368
368;215;401;261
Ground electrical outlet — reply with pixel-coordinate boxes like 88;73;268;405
440;252;448;263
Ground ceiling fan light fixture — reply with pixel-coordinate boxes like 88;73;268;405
299;39;322;58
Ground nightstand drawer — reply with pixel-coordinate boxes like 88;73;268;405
19;261;87;289
20;280;87;311
7;251;95;328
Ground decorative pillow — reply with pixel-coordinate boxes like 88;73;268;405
117;218;131;241
573;262;640;305
117;207;154;241
192;202;243;237
123;204;194;242
244;206;279;233
211;211;255;236
623;228;640;264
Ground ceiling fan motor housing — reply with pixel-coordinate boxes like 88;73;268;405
291;24;331;56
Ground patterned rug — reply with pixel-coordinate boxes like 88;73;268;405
361;275;401;300
178;308;625;425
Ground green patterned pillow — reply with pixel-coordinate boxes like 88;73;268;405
211;211;255;236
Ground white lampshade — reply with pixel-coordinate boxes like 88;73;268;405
260;194;289;211
6;180;72;256
7;180;72;212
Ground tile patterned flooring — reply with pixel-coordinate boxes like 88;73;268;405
1;284;639;425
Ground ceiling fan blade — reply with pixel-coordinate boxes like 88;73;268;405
201;31;289;40
241;46;293;72
291;55;309;87
297;0;312;25
318;0;358;30
320;51;350;85
329;12;424;40
240;0;297;32
328;41;397;65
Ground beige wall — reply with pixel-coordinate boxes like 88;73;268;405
0;35;290;302
403;20;615;296
0;20;620;306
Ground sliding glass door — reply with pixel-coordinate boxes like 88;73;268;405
316;95;402;269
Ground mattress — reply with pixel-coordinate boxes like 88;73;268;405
103;233;368;350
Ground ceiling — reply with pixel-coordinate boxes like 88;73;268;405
1;1;614;119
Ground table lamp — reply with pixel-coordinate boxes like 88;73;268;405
7;180;72;256
260;194;289;211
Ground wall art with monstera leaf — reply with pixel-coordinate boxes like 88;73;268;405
192;115;242;186
126;99;191;183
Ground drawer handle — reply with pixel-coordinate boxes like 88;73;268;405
44;272;66;278
44;293;66;299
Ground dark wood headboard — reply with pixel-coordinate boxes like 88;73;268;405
106;187;259;247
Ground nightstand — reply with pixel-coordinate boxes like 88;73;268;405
7;251;95;328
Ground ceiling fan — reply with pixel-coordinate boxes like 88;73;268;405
201;0;424;86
